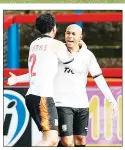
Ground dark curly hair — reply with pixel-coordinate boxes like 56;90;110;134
35;13;56;34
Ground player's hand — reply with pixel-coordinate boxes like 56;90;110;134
111;101;117;119
78;40;87;49
7;72;18;86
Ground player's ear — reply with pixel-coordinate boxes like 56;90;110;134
53;25;57;32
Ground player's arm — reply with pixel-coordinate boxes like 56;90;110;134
53;41;83;72
89;53;117;118
63;40;87;73
7;72;30;86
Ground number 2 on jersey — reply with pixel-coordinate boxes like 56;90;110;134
29;54;36;76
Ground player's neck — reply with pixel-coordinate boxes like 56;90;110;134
68;45;80;53
44;33;54;38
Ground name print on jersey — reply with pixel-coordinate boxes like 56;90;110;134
31;44;48;51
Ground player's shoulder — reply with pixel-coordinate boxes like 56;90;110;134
52;39;65;45
84;48;94;57
51;39;66;49
30;38;41;46
79;48;96;63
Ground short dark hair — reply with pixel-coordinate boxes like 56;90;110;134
35;13;56;34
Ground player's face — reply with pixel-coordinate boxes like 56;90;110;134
65;27;82;49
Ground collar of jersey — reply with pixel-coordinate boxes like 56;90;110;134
41;34;52;38
65;44;81;54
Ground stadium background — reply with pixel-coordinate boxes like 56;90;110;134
3;10;122;147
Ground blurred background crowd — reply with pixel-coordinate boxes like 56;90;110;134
4;10;122;68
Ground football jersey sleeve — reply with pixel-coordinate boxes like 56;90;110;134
17;73;30;82
89;53;102;77
54;42;85;73
54;41;74;63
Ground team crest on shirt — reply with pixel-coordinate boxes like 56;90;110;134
62;125;67;132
